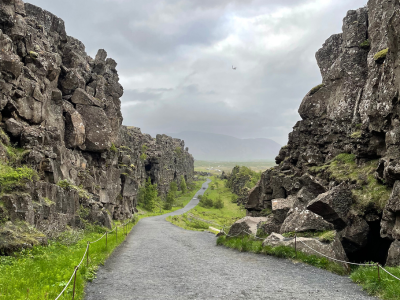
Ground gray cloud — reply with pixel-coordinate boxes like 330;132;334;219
28;0;367;145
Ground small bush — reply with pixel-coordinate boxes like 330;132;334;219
110;143;117;153
231;194;238;203
199;195;214;208
214;197;224;209
359;39;370;50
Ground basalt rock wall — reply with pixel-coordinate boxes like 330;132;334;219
0;0;193;251
246;1;400;265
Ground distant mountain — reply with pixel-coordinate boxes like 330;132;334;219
169;131;281;161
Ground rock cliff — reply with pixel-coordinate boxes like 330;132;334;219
0;0;193;253
246;1;400;265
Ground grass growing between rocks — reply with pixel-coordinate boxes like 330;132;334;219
309;153;391;212
216;235;347;275
351;265;400;300
0;218;138;300
166;176;246;231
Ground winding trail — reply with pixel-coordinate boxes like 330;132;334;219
85;179;375;300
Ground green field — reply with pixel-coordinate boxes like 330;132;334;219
194;160;275;175
166;176;246;231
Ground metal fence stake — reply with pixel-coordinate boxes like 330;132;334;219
116;226;118;242
72;266;78;300
377;263;381;282
295;233;297;259
106;232;108;249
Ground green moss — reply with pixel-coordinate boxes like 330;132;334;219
310;153;391;212
350;131;362;139
309;84;324;96
374;48;388;63
359;39;370;50
57;180;90;199
174;147;182;156
42;197;55;206
110;143;117;153
0;128;10;146
29;51;38;59
140;144;148;161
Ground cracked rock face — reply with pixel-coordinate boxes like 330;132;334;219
0;0;194;252
244;1;400;265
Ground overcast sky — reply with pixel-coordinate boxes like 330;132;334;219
28;0;367;145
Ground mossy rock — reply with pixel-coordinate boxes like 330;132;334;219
309;84;324;96
0;222;47;255
359;39;370;50
374;48;388;64
350;131;362;139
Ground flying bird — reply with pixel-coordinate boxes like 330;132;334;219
232;65;236;70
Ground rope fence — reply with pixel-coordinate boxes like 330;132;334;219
54;220;133;300
220;227;400;284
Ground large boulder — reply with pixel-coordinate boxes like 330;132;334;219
258;215;282;235
381;180;400;240
340;214;369;253
386;240;400;266
271;196;294;223
263;232;348;263
228;216;267;236
280;208;334;233
76;104;112;152
307;184;352;229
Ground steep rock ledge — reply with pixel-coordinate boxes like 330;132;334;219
246;1;400;265
0;1;193;253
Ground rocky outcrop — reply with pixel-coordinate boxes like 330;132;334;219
245;1;400;265
262;233;348;264
228;216;267;236
0;1;193;252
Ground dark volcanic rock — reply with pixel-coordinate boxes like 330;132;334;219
0;0;194;251
242;2;400;265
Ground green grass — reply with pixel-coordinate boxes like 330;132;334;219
281;230;336;243
166;176;246;231
217;235;347;275
0;180;207;300
0;164;37;193
194;160;275;175
0;218;138;300
351;265;400;299
309;153;391;212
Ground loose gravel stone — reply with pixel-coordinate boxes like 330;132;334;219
85;180;375;300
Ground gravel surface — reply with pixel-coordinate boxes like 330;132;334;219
85;179;375;300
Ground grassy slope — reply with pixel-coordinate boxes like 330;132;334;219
0;182;205;300
166;176;246;231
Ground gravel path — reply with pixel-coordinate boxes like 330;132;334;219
85;179;375;300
